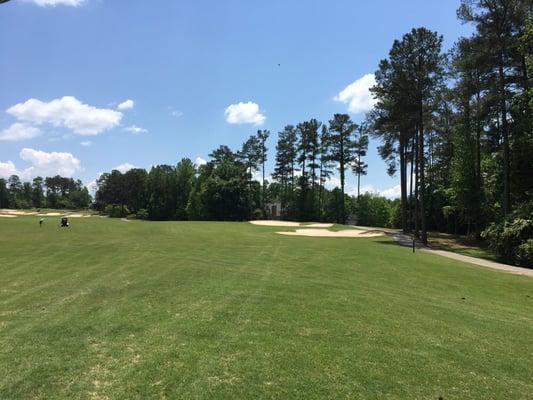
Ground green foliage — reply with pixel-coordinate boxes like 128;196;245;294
516;239;533;267
104;204;130;218
135;208;149;220
356;193;394;228
175;158;196;220
482;217;533;266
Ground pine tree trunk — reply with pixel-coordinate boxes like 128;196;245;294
499;57;511;216
414;127;420;238
399;132;407;233
419;105;427;245
357;152;361;199
262;157;265;212
340;139;345;224
409;134;415;233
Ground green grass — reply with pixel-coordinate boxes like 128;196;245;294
1;217;532;399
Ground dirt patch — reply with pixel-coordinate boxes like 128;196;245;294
250;220;301;227
277;228;384;238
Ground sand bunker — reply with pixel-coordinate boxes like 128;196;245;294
303;223;334;228
67;214;87;218
0;209;36;216
277;228;384;238
250;220;301;227
0;214;17;218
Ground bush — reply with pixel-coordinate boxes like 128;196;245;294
355;193;393;228
481;218;533;267
104;204;130;218
516;239;533;267
135;209;149;220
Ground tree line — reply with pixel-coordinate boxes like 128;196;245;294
93;115;389;225
369;0;532;265
0;175;91;210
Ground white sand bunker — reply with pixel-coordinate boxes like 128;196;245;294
303;223;334;228
277;228;384;238
0;209;35;216
250;220;301;227
67;214;89;218
0;214;17;218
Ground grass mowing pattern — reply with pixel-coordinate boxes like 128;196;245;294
1;217;532;399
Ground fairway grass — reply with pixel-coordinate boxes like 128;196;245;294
1;217;532;399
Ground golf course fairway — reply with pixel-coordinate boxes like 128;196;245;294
1;217;532;399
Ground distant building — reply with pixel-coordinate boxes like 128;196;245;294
266;202;281;219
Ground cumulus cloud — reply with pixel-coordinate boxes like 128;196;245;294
325;176;341;190
324;178;399;199
114;163;135;173
125;125;147;135
20;148;81;177
28;0;86;6
86;173;102;195
347;184;379;196
0;123;42;141
0;148;81;179
195;157;207;166
117;99;135;110
334;73;377;114
7;96;122;136
380;184;401;199
0;160;18;179
224;102;266;125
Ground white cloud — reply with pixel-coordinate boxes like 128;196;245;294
125;125;147;135
0;148;81;179
0;160;18;179
380;184;401;199
195;157;207;166
114;163;135;173
362;185;379;194
28;0;86;6
117;99;135;110
171;110;183;118
86;172;102;195
80;140;92;146
251;168;272;183
334;73;377;114
7;96;122;136
19;148;81;178
0;123;42;141
325;176;341;190
224;102;266;126
347;184;379;196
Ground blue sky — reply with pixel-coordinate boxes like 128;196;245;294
0;0;471;196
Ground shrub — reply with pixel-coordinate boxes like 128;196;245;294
356;193;393;228
516;239;533;267
104;204;130;218
136;208;149;220
481;218;533;266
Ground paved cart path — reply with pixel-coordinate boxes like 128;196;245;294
391;233;533;278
